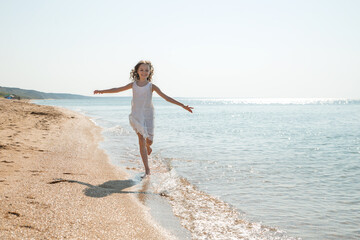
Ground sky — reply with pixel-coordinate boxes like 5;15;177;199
1;0;359;98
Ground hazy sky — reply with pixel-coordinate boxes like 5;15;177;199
1;0;359;98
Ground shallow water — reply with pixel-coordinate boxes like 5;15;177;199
35;97;360;239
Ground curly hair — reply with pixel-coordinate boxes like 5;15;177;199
130;60;154;82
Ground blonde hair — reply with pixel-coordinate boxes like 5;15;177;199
130;60;154;82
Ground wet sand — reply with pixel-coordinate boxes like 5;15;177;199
0;98;174;239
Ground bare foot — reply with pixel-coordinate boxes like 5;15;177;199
146;139;153;155
146;144;152;155
141;171;151;178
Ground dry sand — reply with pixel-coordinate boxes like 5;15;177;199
0;98;175;239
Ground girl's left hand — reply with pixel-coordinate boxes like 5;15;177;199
183;105;194;113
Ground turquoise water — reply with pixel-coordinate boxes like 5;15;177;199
35;98;360;239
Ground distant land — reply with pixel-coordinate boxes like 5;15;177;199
0;86;91;99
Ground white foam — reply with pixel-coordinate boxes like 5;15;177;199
142;154;299;240
103;125;131;136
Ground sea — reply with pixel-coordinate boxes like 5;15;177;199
34;97;360;240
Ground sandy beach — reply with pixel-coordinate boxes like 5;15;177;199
0;98;174;239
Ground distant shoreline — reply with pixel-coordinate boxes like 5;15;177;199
0;86;92;99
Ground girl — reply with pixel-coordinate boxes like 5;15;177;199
94;60;193;176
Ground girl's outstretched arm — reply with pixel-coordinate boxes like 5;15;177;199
94;83;132;94
152;84;193;113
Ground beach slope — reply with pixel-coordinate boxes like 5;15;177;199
0;99;172;239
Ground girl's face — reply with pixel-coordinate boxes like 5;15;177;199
137;64;150;80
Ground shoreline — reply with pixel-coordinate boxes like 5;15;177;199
0;99;177;239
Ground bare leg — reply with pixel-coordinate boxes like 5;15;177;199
137;133;150;175
146;138;153;155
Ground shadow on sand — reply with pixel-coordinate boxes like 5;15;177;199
49;177;155;198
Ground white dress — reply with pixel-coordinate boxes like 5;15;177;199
129;81;154;141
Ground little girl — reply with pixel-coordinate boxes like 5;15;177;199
94;60;193;176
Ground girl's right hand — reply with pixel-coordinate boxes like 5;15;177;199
94;90;103;94
183;105;194;113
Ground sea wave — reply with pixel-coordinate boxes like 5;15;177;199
102;125;131;136
183;98;360;105
146;154;299;240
